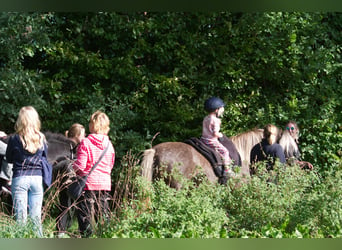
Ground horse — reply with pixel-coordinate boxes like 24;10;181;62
0;131;75;165
140;130;264;189
140;126;314;188
0;131;76;189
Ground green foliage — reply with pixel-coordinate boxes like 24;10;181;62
0;214;43;238
1;159;341;238
103;177;228;238
96;161;341;238
223;162;321;232
287;166;342;236
1;12;341;173
0;13;341;238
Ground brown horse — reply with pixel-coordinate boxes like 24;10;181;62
141;142;217;189
141;129;264;189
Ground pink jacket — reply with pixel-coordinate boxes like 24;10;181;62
201;114;222;141
73;134;115;191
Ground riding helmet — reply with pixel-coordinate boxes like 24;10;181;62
204;97;225;112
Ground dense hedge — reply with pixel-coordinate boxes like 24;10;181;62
0;12;341;174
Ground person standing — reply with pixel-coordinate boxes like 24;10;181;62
5;106;48;237
73;111;115;237
54;123;85;238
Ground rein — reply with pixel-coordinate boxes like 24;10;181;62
70;143;77;160
259;142;267;159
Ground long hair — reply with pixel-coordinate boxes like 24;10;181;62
14;106;45;153
279;129;299;158
286;120;300;143
263;124;280;145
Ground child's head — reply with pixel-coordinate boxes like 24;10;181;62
204;97;225;116
89;111;110;135
65;123;85;144
263;124;280;145
14;106;43;153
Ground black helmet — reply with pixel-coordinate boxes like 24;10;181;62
204;97;225;112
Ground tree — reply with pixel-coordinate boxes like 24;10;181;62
0;12;340;172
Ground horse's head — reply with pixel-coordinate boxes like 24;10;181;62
44;132;76;165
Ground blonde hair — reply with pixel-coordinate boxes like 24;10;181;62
263;124;280;145
65;123;85;139
286;120;300;142
231;128;264;166
279;129;299;158
89;111;110;134
14;106;45;153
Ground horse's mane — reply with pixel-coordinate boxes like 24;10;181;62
0;131;75;146
279;130;299;158
44;131;76;147
230;128;264;165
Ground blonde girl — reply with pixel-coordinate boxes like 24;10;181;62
6;106;47;237
55;123;85;237
250;124;286;173
65;123;86;145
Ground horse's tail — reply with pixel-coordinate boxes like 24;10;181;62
140;148;156;211
141;148;156;182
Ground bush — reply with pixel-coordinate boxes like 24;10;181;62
222;162;321;233
103;177;229;238
287;164;342;237
1;155;341;238
85;160;342;238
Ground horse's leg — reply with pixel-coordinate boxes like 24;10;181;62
237;160;251;185
239;160;251;177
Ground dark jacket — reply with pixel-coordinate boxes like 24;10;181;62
6;134;46;178
250;138;286;171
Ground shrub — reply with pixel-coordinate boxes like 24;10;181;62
222;162;321;233
103;177;229;238
287;164;342;237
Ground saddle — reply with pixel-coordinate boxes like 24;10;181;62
184;137;224;178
